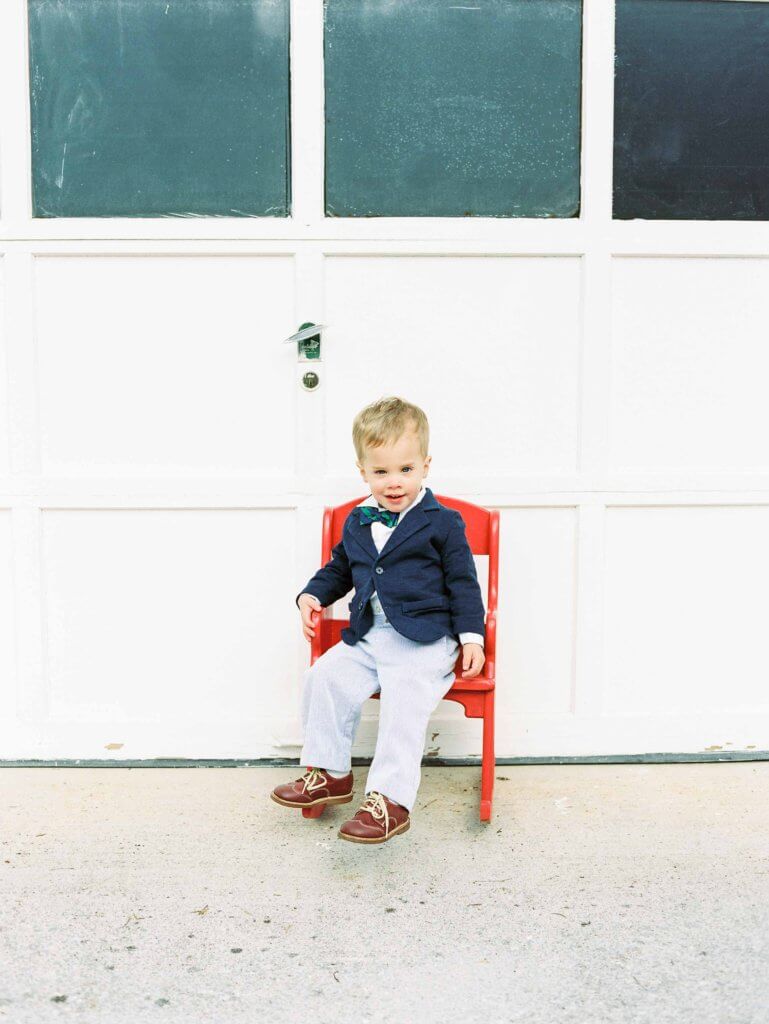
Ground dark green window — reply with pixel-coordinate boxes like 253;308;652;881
28;0;290;218
324;0;582;218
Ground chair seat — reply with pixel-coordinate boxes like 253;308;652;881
447;675;495;692
370;674;494;697
315;623;495;691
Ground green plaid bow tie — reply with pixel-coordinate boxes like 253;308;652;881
359;505;400;528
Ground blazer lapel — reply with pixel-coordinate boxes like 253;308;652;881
376;504;430;559
347;512;380;562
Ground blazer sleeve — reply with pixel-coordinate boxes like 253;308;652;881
441;514;486;639
295;535;354;609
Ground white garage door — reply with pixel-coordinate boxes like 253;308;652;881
1;0;766;764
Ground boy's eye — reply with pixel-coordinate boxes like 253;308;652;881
374;467;412;474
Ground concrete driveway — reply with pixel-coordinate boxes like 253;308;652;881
1;762;767;1023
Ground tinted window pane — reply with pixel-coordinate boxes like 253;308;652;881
614;0;769;220
28;0;290;218
325;0;582;218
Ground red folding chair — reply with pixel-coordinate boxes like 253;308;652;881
303;493;499;823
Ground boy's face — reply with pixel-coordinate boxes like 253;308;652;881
356;430;431;514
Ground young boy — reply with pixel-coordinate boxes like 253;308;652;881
270;397;486;844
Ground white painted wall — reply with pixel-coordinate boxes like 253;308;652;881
0;0;766;761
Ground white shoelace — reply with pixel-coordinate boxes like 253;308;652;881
300;767;329;794
359;791;391;832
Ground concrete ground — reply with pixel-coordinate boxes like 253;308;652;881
0;762;767;1024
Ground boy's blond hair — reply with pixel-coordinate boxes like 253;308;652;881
352;397;430;464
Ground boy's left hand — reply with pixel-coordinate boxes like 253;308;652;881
461;642;485;679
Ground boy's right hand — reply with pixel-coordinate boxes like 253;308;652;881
297;593;323;642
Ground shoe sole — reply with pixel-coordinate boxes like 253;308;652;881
270;791;353;809
337;818;411;843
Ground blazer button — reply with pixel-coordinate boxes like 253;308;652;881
375;566;384;574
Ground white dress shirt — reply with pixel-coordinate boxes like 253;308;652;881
357;486;484;648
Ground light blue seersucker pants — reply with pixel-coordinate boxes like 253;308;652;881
299;607;460;813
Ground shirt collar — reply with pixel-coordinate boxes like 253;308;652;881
358;484;426;521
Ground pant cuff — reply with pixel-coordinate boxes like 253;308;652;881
300;749;352;773
364;779;414;813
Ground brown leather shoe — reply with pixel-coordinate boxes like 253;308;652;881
337;791;410;844
270;766;354;809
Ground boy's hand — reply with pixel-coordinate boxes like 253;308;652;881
461;642;485;679
297;593;322;642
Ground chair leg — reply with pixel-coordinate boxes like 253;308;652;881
479;692;495;822
301;803;326;819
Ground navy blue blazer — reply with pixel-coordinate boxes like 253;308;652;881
296;487;486;646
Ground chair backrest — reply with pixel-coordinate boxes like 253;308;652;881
313;492;499;678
